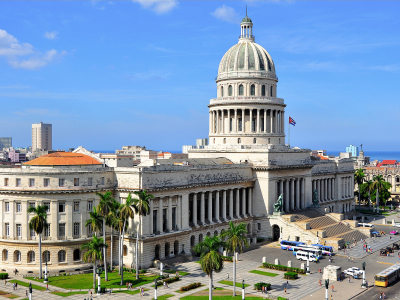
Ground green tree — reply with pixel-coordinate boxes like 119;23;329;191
81;235;107;289
85;206;103;236
354;169;366;211
373;175;390;213
96;191;114;281
220;221;249;296
365;180;374;207
106;198;120;272
132;190;153;280
27;204;49;280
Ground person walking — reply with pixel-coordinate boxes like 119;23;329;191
331;285;334;292
46;284;49;291
284;287;287;295
227;273;229;280
25;290;28;297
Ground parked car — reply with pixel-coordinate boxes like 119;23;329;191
343;269;361;278
348;267;363;275
393;223;400;228
393;243;399;250
390;230;399;235
371;231;381;237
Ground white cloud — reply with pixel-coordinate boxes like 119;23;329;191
44;31;58;40
133;0;178;14
9;49;67;70
0;29;34;56
211;5;240;24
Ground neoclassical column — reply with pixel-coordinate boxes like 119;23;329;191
209;111;212;135
264;109;267;133
296;179;300;210
200;192;205;224
248;187;252;215
229;189;234;219
301;178;305;209
215;191;220;222
208;191;213;223
290;179;295;211
280;180;284;198
157;199;163;233
318;180;321;202
242;108;245;132
177;195;182;229
236;189;240;217
324;179;327;201
328;179;331;200
222;190;227;220
256;109;260;133
277;111;280;133
332;178;335;199
168;196;173;231
270;110;274;133
275;111;278;134
249;109;253;132
227;109;231;133
281;111;285;134
193;193;198;227
285;180;289;212
234;109;237;132
242;188;247;216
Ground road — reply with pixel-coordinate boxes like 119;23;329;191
353;279;400;300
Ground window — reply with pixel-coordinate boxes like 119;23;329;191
223;138;226;144
44;224;50;237
4;178;9;186
28;251;35;263
43;178;50;187
73;249;80;261
74;178;79;186
5;202;9;212
238;138;241;144
59;178;65;187
239;84;244;96
58;223;65;238
262;85;266;96
14;250;21;262
258;223;261;230
30;228;36;237
87;201;93;211
73;222;80;236
88;177;93;186
16;224;22;237
268;138;270;144
123;245;128;256
29;202;35;209
58;250;66;262
250;84;255;96
87;224;93;236
43;251;50;262
59;202;65;213
5;223;9;237
228;85;232;96
221;86;224;97
253;138;257;144
163;208;167;232
270;86;273;97
74;201;79;212
153;210;157;234
2;250;8;261
29;178;35;187
44;202;50;212
101;177;105;185
16;203;22;213
172;207;176;230
16;178;21;187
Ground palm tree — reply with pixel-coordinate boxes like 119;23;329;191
132;190;153;280
373;175;386;213
365;180;374;208
85;206;103;237
27;204;49;280
106;198;120;272
354;169;366;212
81;235;107;289
195;236;224;300
96;191;114;281
220;221;249;296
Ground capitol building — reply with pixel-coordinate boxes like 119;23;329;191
0;15;355;273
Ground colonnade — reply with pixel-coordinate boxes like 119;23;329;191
218;82;275;98
149;195;182;235
312;178;335;202
210;108;284;135
276;178;305;212
189;187;252;227
342;203;352;213
340;176;353;199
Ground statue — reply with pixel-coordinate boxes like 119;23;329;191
324;279;329;290
313;189;319;205
274;194;284;213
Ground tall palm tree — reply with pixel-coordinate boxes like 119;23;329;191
365;180;374;208
27;204;49;280
85;206;103;237
81;235;107;289
354;169;366;212
195;236;224;300
220;221;249;296
106;198;120;272
132;190;153;280
96;191;114;281
373;175;386;213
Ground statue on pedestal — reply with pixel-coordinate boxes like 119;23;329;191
313;189;319;205
274;194;284;213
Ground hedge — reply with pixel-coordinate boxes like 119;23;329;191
180;282;201;292
254;282;271;291
222;256;233;262
0;273;8;280
262;263;305;274
156;276;180;286
284;272;298;280
277;297;288;300
123;268;147;274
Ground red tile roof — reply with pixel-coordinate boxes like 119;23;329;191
24;152;102;166
381;160;397;165
317;155;329;160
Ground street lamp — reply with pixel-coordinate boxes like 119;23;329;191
28;282;32;300
324;279;329;300
43;258;48;283
362;262;367;288
154;278;158;300
242;279;245;300
160;262;163;277
96;267;103;295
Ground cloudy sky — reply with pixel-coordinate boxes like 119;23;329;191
0;1;399;152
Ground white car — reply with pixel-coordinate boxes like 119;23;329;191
343;269;361;278
348;267;363;275
393;223;400;228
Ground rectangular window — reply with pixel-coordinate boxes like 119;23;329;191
30;228;35;237
58;223;65;238
87;224;93;236
163;208;167;232
58;202;65;213
172;207;176;230
29;178;35;187
74;201;79;212
4;178;9;186
88;178;93;186
16;178;21;187
59;178;65;187
43;178;50;187
73;222;80;236
16;202;22;213
16;224;22;237
153;210;157;234
29;202;35;209
101;177;105;185
87;201;93;211
5;223;9;237
74;178;79;186
5;202;9;212
44;224;50;237
44;202;50;212
258;223;261;231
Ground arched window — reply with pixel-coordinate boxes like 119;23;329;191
253;138;257;144
199;234;203;243
238;138;241;144
228;85;232;96
123;245;128;256
28;251;35;263
214;230;218;236
58;250;66;263
73;249;80;261
190;235;195;247
250;84;255;96
239;85;244;96
268;138;270;144
261;85;266;96
43;251;50;263
207;232;211;237
270;86;273;97
279;138;281;144
14;250;21;262
2;250;8;261
165;242;170;257
397;177;400;183
221;86;224;97
223;138;226;144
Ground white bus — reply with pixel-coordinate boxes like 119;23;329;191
292;246;322;259
296;250;317;262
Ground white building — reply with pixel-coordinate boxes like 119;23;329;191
32;122;52;151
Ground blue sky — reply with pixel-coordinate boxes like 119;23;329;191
0;1;399;152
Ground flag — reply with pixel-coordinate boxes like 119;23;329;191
289;116;296;126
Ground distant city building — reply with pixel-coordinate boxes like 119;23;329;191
116;146;146;160
182;138;208;154
346;144;358;157
0;138;12;151
32;122;52;151
157;152;188;160
196;138;208;147
8;148;27;163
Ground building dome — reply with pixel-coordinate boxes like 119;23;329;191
241;16;252;23
24;152;102;166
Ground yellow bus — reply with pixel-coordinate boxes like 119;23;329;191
375;263;400;287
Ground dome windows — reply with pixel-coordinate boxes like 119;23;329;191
223;138;226;144
228;85;233;96
262;85;266;96
253;138;257;144
250;84;255;96
270;86;273;97
220;86;224;97
238;138;241;144
239;85;244;96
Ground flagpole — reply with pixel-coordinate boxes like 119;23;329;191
288;116;290;148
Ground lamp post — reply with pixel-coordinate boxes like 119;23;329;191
362;262;366;288
324;279;329;300
96;267;102;295
306;252;310;274
242;279;245;300
154;278;158;300
280;227;282;240
43;258;48;283
160;263;163;277
28;282;32;300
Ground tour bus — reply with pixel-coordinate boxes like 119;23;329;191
296;250;317;262
280;240;305;251
311;244;334;255
375;263;400;287
292;246;323;259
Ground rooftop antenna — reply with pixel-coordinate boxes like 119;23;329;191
246;5;247;16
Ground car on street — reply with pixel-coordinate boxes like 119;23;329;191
394;223;400;228
371;231;381;237
348;267;363;275
390;230;399;235
343;269;361;278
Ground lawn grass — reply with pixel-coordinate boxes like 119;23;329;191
218;280;250;288
27;271;158;290
152;294;174;300
0;290;20;299
249;270;279;277
164;269;190;276
9;280;46;291
51;291;88;297
181;296;263;300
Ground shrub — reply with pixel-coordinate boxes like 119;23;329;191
63;273;66;276
0;273;8;280
277;297;288;300
141;269;147;274
155;276;180;286
262;263;305;274
284;272;298;280
180;282;201;292
222;256;233;262
257;237;264;243
254;282;271;290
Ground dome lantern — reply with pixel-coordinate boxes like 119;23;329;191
240;9;254;41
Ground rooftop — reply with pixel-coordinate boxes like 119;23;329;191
24;152;102;166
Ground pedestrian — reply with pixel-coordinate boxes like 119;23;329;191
4;280;6;285
12;283;15;290
380;291;383;299
163;281;166;289
330;294;333;300
15;282;17;290
227;273;229;280
176;271;179;278
90;290;93;300
284;287;287;295
261;286;264;294
286;280;289;287
383;292;386;299
348;276;351;283
331;285;334;292
46;284;49;291
26;290;28;297
318;279;321;286
110;288;112;295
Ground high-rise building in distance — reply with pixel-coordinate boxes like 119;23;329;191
0;137;12;151
32;122;52;151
